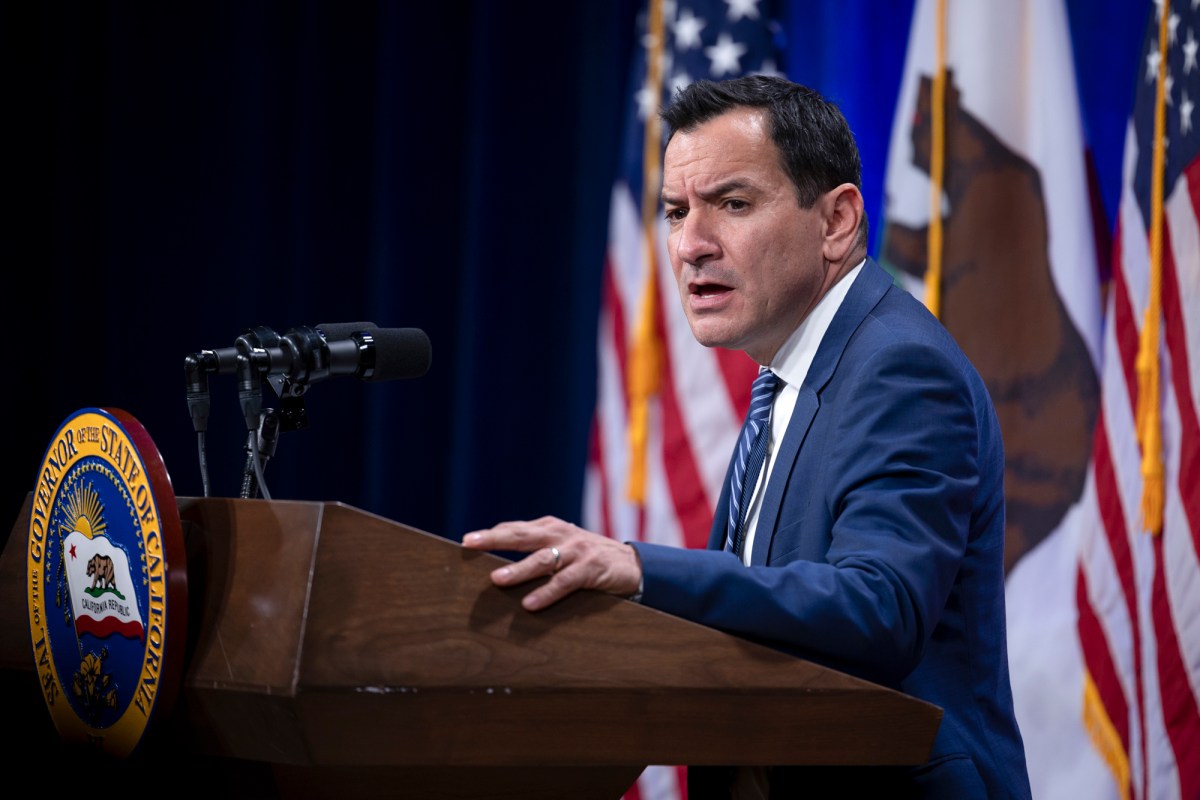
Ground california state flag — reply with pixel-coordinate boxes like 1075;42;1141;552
64;529;145;641
880;0;1109;796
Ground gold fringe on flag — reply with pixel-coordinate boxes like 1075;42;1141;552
1136;0;1169;536
1082;672;1132;800
626;0;666;504
924;0;948;319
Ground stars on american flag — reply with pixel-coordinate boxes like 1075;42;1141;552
725;0;761;22
674;7;705;49
633;0;783;121
706;32;749;76
1143;0;1199;174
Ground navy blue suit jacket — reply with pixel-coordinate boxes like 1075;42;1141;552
631;259;1031;798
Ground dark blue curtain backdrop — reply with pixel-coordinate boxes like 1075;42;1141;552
4;1;1148;552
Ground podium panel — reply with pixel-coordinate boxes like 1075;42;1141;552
1;494;941;798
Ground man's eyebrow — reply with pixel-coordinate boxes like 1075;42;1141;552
661;178;755;207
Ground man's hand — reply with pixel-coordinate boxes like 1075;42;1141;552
462;516;642;611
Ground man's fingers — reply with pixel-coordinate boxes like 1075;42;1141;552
490;546;561;585
462;517;640;611
488;551;578;612
463;517;566;552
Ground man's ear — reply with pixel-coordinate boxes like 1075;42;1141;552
821;183;865;262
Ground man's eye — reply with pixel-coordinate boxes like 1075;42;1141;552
665;207;687;221
725;199;748;211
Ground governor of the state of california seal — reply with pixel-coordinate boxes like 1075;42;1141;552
26;407;187;757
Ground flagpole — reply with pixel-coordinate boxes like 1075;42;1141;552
627;0;666;505
1136;0;1169;536
925;0;948;319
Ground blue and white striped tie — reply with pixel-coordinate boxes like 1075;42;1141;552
727;367;779;558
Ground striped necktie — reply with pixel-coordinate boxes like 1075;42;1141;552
727;367;779;558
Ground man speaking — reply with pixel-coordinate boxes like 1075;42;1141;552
464;75;1031;799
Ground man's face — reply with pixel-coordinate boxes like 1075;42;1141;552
662;107;828;364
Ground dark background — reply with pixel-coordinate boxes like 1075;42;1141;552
4;0;1147;551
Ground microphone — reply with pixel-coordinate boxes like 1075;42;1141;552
313;321;379;341
184;322;381;434
184;320;427;500
316;326;433;383
236;324;431;388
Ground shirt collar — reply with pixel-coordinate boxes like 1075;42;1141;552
770;259;865;389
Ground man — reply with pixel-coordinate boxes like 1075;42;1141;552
463;75;1031;799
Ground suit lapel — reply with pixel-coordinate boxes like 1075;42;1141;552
748;259;895;565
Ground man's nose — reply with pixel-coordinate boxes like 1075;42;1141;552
673;210;719;265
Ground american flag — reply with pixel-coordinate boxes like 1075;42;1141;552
581;1;782;798
1076;1;1200;798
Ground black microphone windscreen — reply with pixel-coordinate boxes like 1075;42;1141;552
369;328;432;381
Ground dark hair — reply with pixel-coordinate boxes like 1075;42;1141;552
661;75;863;211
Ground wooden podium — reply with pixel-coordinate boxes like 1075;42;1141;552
1;495;942;798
